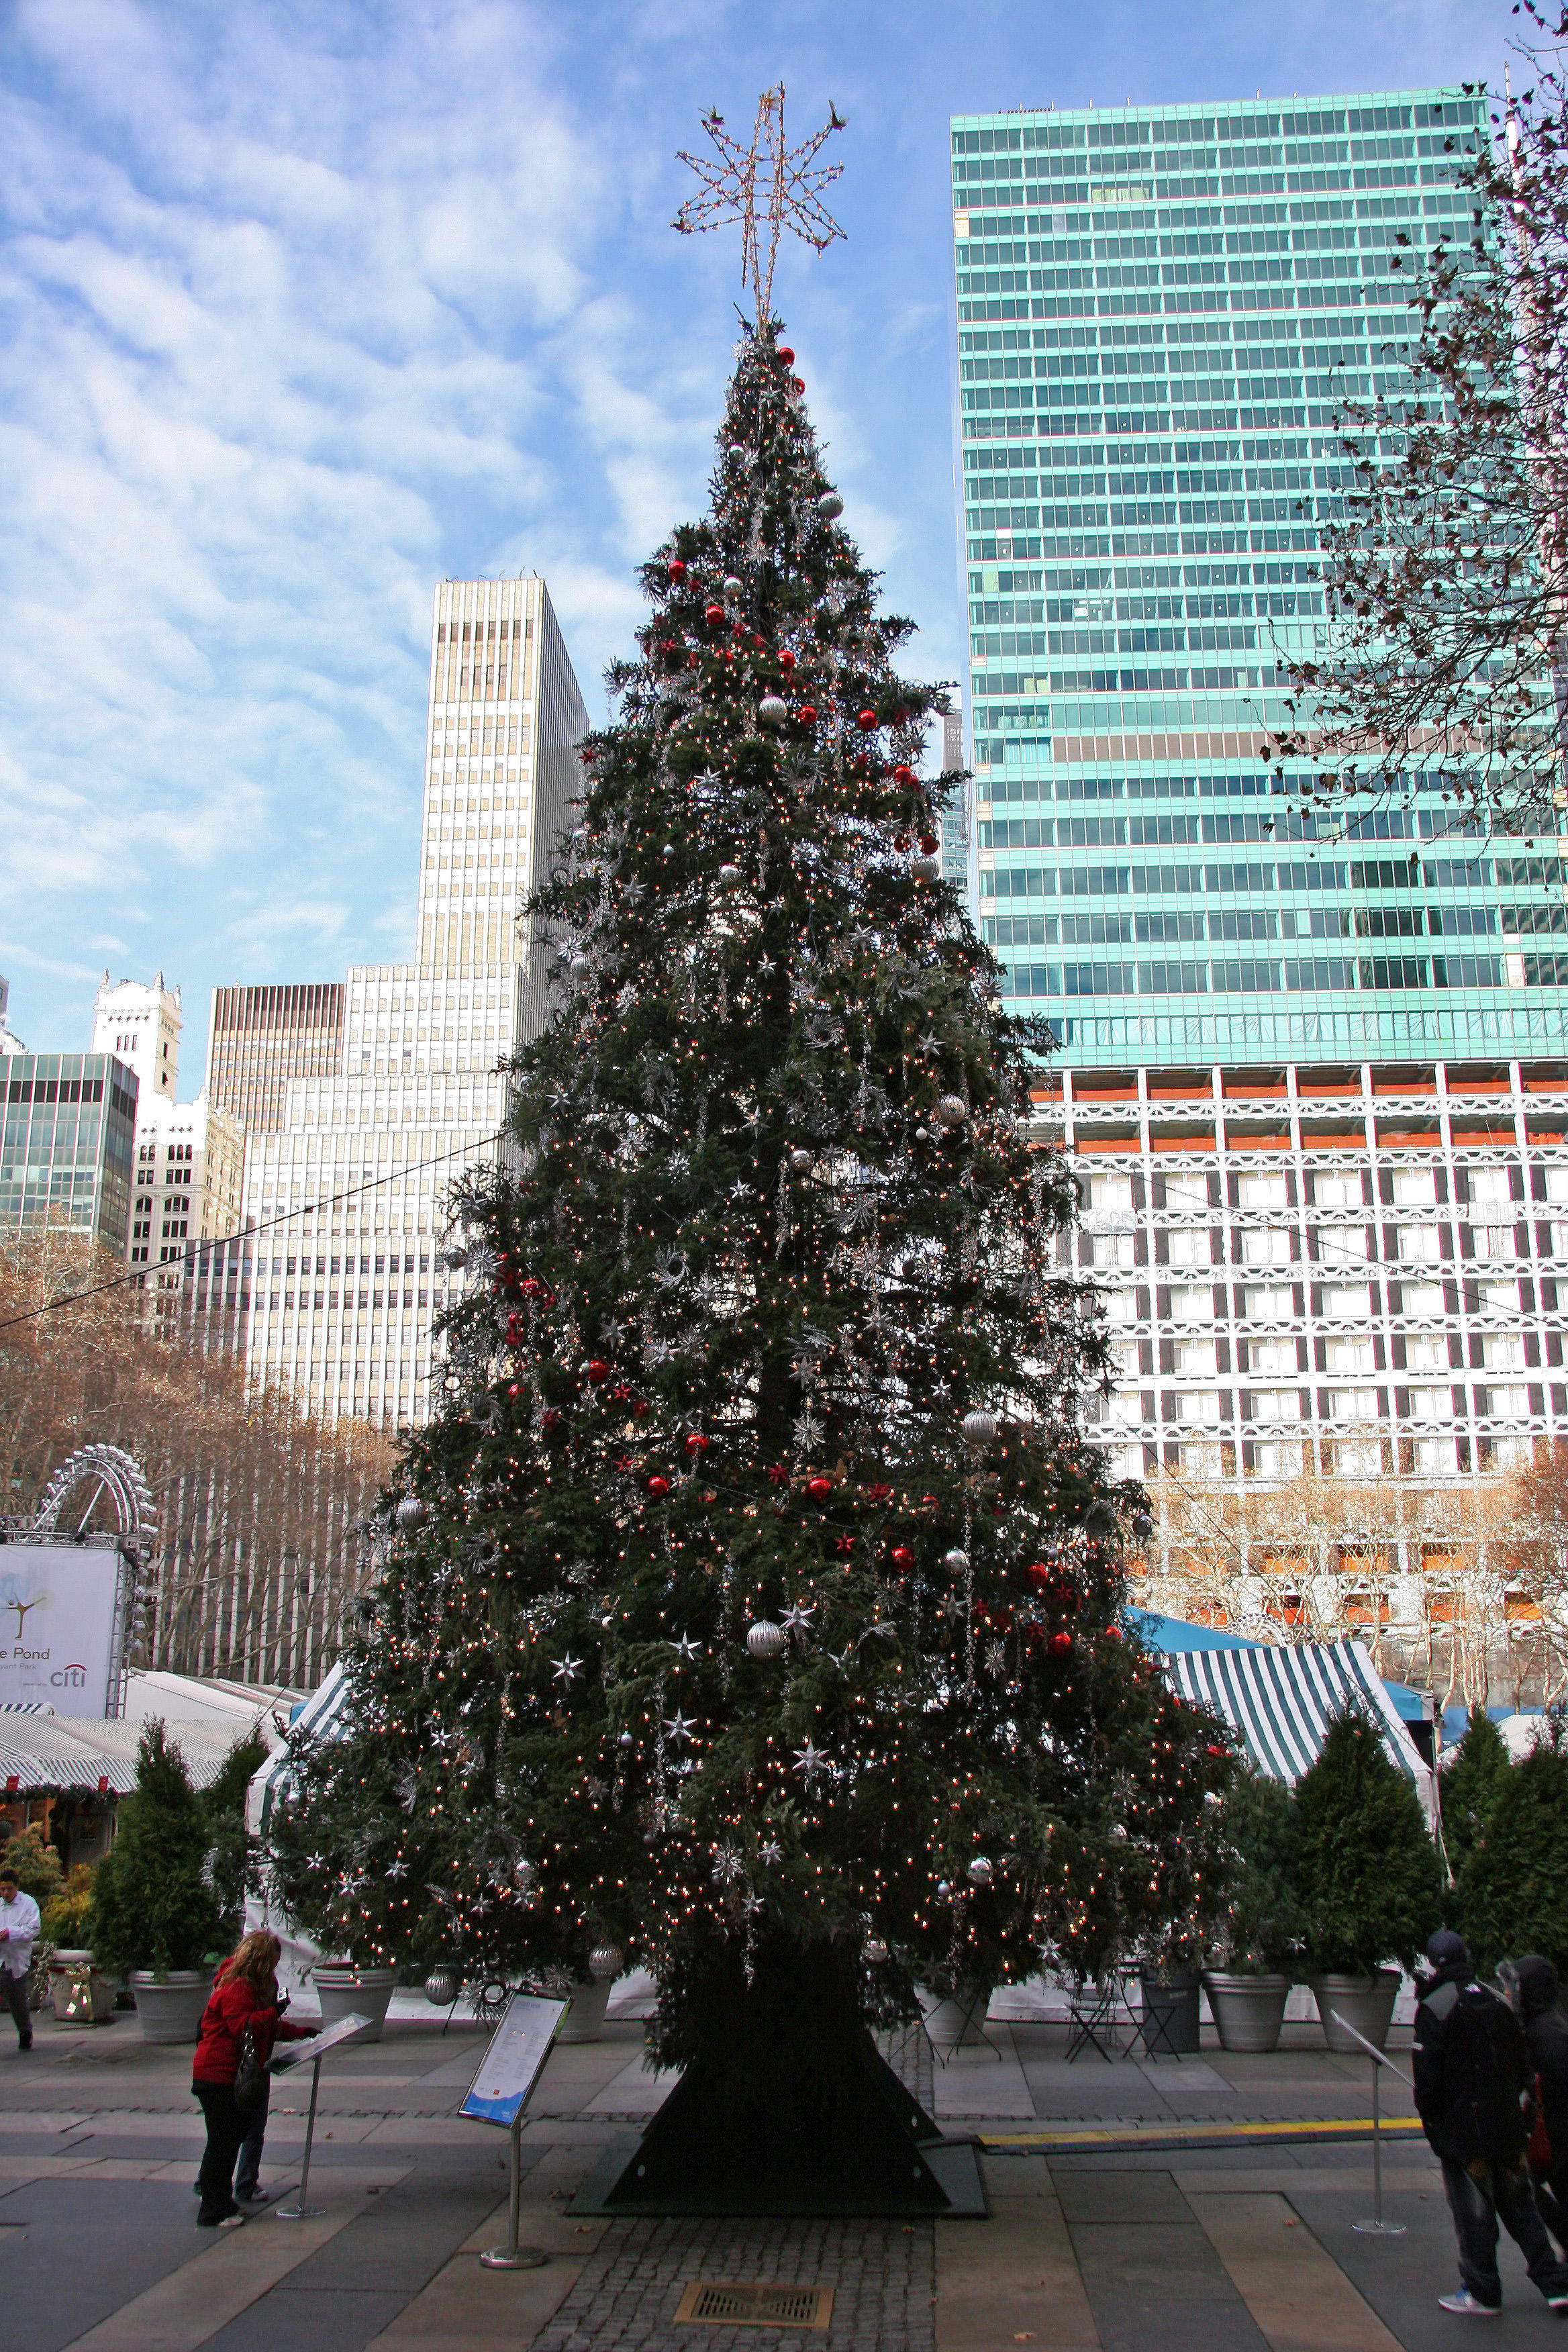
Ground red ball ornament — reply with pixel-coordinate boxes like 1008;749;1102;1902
648;1475;671;1500
685;1433;709;1457
806;1475;833;1501
890;1545;916;1571
1105;1624;1123;1643
1027;1562;1051;1589
893;763;915;783
777;345;795;364
506;1383;521;1400
797;705;818;726
792;376;805;394
1206;1743;1226;1758
920;834;940;855
704;603;725;626
584;1360;611;1385
1050;1632;1073;1655
667;559;687;583
779;649;796;673
855;709;878;732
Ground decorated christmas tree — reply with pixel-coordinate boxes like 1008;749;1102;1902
271;90;1232;2208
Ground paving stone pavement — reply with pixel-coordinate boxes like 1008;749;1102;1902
5;2005;1555;2351
532;2214;934;2352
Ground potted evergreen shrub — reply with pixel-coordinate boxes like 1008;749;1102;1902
1454;1725;1568;1975
1202;1767;1304;2053
1295;1704;1442;2052
87;1722;224;2043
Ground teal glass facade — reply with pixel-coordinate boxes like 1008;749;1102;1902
1;1056;138;1252
950;90;1568;1069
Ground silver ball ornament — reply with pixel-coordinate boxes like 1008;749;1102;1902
589;1943;622;1982
395;1496;426;1529
863;1938;889;1965
1110;1824;1129;1843
722;575;743;599
936;1881;951;1900
789;1147;812;1173
942;1547;970;1573
938;1094;968;1129
424;1967;460;2006
511;1857;534;1890
962;1408;998;1447
746;1621;785;1659
912;854;942;881
966;1856;993;1888
758;694;787;728
816;491;844;520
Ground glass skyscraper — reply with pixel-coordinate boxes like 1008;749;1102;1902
950;88;1568;1067
947;93;1568;1675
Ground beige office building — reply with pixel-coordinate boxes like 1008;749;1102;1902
242;577;587;1429
207;985;345;1136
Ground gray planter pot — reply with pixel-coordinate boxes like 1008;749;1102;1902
1306;1969;1400;2055
48;1949;116;2026
556;1977;614;2043
923;1991;995;2051
1202;1971;1291;2054
312;1964;396;2042
129;1969;214;2045
1138;1969;1202;2054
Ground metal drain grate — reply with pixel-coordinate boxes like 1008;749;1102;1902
674;2281;834;2329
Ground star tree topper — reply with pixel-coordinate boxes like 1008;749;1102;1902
675;83;846;322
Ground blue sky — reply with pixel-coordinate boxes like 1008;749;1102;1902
0;0;1511;1080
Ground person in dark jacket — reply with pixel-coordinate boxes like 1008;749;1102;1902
191;1930;315;2228
1414;1928;1568;2316
1502;1954;1568;2254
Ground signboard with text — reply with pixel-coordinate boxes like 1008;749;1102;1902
460;1995;569;2128
0;1543;124;1718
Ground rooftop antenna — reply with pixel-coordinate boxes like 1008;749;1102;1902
675;84;847;323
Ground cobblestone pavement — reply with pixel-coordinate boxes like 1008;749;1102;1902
533;2214;934;2352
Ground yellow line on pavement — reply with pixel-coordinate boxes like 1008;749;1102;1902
981;2117;1426;2150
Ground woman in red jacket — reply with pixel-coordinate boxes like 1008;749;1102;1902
192;1930;315;2227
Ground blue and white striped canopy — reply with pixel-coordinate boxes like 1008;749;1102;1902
246;1661;353;1838
1166;1638;1436;1822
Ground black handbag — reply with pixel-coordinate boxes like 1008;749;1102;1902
232;2022;265;2120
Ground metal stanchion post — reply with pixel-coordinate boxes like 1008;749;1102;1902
1330;2012;1408;2239
277;2054;326;2222
479;2109;546;2270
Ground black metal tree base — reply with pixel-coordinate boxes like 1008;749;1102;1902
575;2030;985;2218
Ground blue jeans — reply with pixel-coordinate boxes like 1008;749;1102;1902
234;2079;268;2201
1442;2156;1568;2306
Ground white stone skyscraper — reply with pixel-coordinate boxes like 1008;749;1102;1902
91;971;181;1106
241;576;588;1429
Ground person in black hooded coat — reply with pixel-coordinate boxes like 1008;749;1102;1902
1503;1955;1568;2253
1414;1929;1568;2316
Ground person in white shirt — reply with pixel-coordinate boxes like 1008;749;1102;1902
0;1867;40;2053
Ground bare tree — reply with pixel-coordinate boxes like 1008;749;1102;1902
1266;28;1568;833
0;1230;397;1687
